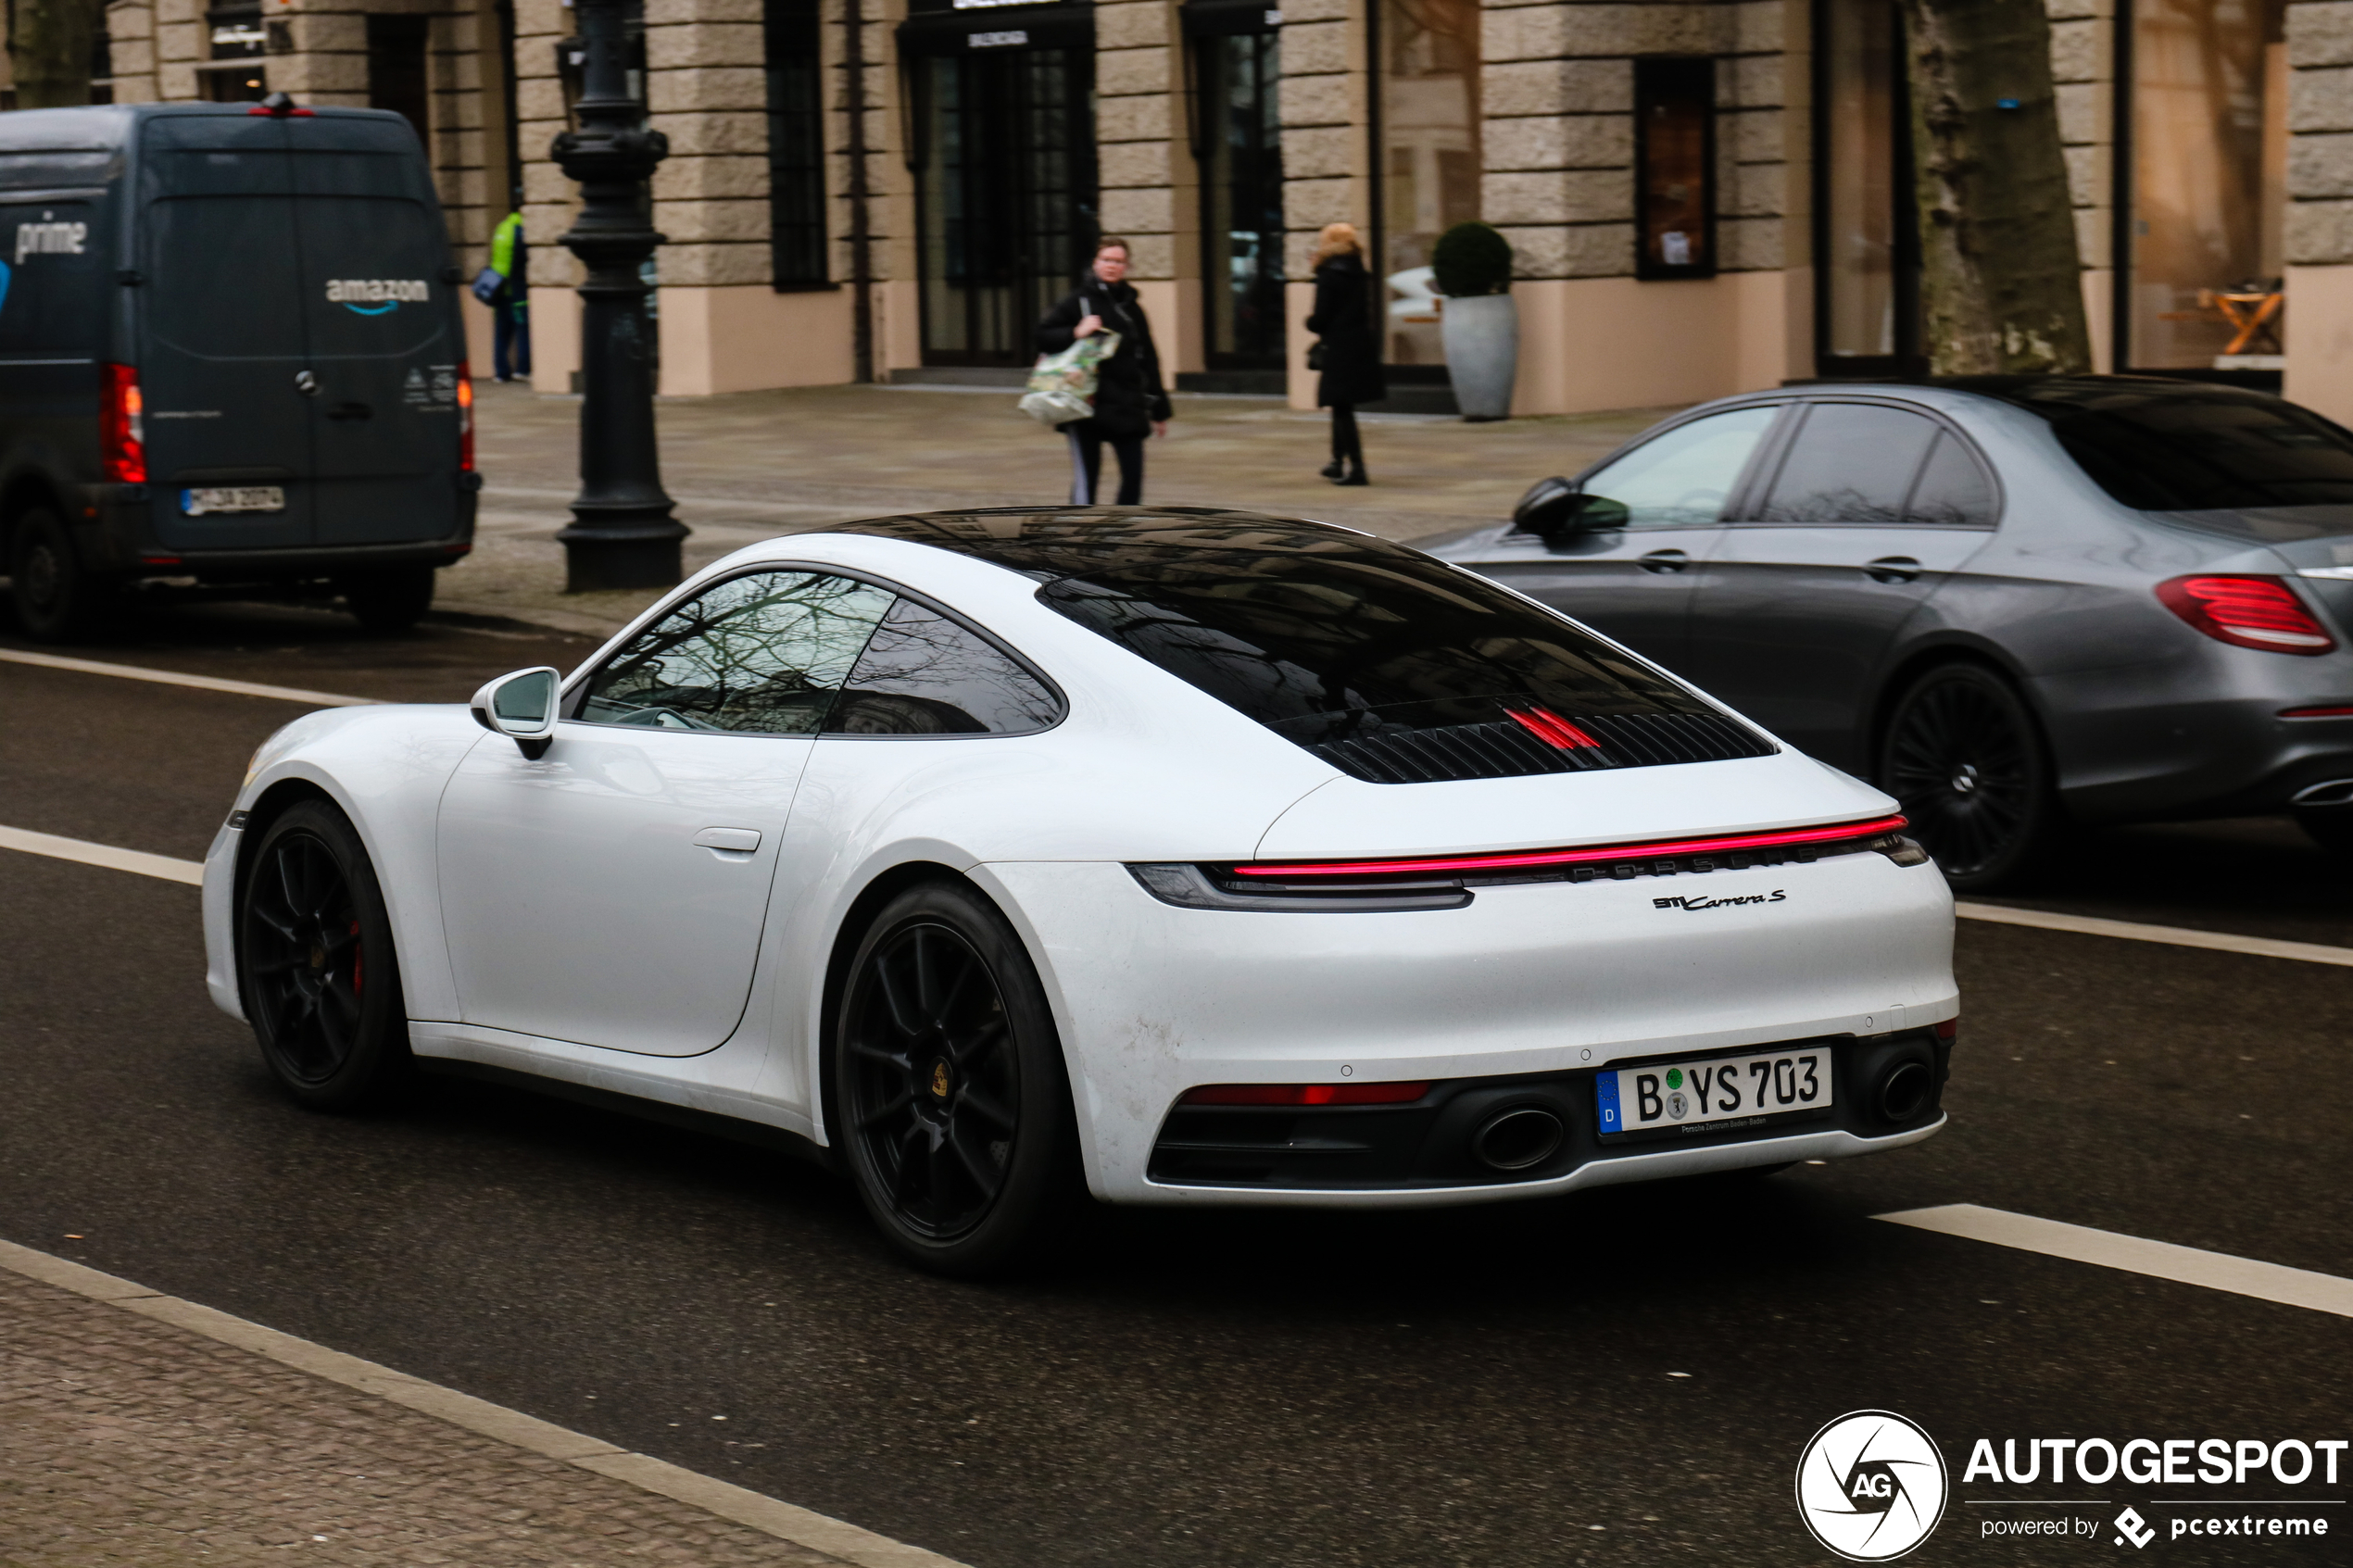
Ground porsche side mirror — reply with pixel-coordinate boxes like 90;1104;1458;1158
471;666;560;759
1512;477;1629;543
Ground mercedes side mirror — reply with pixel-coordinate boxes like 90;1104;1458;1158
471;666;560;759
1512;477;1629;543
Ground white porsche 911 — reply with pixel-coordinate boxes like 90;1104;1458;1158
203;508;1957;1273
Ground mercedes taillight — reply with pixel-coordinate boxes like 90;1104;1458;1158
100;363;145;483
457;358;475;472
2156;575;2335;655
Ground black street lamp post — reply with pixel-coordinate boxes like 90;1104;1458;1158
550;0;686;590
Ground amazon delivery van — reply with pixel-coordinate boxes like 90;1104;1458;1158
0;100;479;640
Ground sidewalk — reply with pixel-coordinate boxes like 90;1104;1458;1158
0;1242;959;1568
442;382;1678;636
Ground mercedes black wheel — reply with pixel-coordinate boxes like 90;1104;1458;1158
1878;662;2061;892
833;880;1078;1276
340;566;435;634
8;508;114;642
237;800;413;1111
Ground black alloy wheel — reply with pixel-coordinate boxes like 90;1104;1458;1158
835;880;1076;1275
1878;662;2060;892
7;508;113;642
238;801;412;1110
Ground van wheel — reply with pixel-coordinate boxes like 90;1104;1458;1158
8;508;113;642
340;567;435;634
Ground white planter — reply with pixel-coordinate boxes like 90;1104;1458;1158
1441;291;1518;421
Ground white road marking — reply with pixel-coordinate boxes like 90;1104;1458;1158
1877;1204;2353;1319
1957;900;2353;967
0;824;204;885
0;1238;970;1568
0;647;379;708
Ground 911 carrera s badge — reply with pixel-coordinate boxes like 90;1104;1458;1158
1655;890;1786;910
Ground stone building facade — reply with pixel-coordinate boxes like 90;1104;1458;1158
38;0;2353;421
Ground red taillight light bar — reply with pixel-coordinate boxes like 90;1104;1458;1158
1230;814;1910;881
2157;575;2335;655
1179;1081;1430;1107
2281;704;2353;719
100;362;145;483
456;358;475;472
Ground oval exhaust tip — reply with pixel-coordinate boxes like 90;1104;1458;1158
1878;1060;1933;1123
1471;1106;1565;1172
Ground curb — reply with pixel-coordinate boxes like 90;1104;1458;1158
0;1237;973;1568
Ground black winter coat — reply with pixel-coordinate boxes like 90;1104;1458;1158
1036;278;1172;437
1306;253;1386;408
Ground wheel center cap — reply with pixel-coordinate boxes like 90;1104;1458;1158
1950;762;1980;797
308;945;326;971
929;1060;952;1100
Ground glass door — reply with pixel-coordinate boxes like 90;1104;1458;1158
1376;0;1480;369
1198;27;1285;370
915;44;1098;366
1814;0;1919;376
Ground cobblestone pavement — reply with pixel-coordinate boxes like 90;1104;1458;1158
443;382;1679;634
0;1265;851;1568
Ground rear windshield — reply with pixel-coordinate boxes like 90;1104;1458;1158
1035;546;1714;747
2014;383;2353;512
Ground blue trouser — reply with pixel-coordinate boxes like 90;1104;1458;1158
494;295;531;380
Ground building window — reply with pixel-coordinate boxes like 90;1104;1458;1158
1376;0;1480;365
1634;57;1716;279
1190;6;1285;371
2123;0;2288;373
766;0;828;288
1814;0;1917;374
366;16;431;142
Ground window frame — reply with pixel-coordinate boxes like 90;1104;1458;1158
561;562;1068;740
1735;396;2005;530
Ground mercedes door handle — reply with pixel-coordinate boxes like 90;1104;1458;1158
1865;556;1922;583
693;827;762;854
1638;549;1691;574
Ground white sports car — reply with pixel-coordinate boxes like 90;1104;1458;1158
203;508;1958;1273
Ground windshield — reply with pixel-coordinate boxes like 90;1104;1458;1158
1981;380;2353;514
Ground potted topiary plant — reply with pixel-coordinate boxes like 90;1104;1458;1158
1431;221;1517;421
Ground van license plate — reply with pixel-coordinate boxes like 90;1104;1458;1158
1594;1047;1833;1143
182;486;284;515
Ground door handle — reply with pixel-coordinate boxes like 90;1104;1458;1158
693;827;761;854
1638;549;1691;574
294;370;318;395
1864;556;1922;583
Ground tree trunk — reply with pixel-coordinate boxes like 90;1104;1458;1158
7;0;101;110
1901;0;2091;374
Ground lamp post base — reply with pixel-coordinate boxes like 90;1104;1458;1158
558;522;687;592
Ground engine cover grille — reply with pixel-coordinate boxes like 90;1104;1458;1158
1314;709;1773;784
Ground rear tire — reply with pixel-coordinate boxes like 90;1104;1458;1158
340;566;434;634
7;508;113;642
237;800;413;1111
1878;662;2062;893
832;880;1079;1276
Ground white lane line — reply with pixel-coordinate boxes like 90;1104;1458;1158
0;824;204;886
1957;900;2353;968
0;647;380;708
0;1238;971;1568
1877;1204;2353;1319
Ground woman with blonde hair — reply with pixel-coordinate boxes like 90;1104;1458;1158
1303;221;1385;484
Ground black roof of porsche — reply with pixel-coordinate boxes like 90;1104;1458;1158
825;506;1406;583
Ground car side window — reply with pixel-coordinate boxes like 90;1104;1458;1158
1758;403;1943;523
575;571;897;734
824;596;1062;736
1903;430;1999;526
1578;405;1781;529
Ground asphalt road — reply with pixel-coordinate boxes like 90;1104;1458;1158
2;600;2347;1567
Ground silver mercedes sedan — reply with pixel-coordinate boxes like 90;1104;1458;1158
1433;376;2353;890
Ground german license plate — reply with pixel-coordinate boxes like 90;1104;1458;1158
1595;1046;1833;1143
182;485;284;515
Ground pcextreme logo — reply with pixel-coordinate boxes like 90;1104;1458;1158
326;277;430;315
1797;1411;1950;1561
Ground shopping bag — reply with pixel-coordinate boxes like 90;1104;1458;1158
471;267;505;306
1017;329;1121;427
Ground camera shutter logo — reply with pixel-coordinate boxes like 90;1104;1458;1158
1795;1411;1948;1561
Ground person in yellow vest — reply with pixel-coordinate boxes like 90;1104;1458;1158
489;202;530;382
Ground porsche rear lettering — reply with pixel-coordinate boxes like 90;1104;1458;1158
1654;890;1786;910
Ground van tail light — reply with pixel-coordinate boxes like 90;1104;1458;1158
100;363;145;483
456;359;475;472
2156;575;2335;655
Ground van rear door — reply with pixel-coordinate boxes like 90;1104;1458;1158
138;114;315;552
287;118;461;547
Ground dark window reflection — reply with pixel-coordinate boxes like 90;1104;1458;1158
1987;382;2353;515
578;571;896;733
1037;549;1711;747
1904;432;1997;527
1760;403;1940;523
826;597;1062;735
